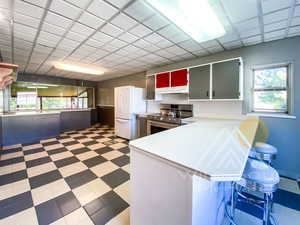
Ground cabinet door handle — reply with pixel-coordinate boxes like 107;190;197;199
206;91;209;97
212;90;215;97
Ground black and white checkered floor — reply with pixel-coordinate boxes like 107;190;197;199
0;124;299;225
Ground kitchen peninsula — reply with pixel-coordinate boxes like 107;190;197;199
0;108;96;146
129;117;259;225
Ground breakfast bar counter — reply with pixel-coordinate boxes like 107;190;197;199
129;117;259;225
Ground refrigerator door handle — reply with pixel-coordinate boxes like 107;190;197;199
116;118;129;123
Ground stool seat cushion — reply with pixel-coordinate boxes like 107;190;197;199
242;159;279;185
254;142;277;155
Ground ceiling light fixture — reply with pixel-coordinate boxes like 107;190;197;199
54;62;105;75
144;0;225;43
27;86;48;89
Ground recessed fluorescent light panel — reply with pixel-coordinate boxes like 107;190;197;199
54;62;105;75
144;0;225;43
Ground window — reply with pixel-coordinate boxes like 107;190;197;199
42;97;72;110
16;92;38;110
252;64;291;113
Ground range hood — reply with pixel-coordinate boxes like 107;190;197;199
0;63;18;89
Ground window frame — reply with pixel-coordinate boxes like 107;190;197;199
250;62;293;115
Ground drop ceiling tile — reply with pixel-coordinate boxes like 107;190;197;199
64;0;91;9
50;0;81;20
14;13;40;28
217;30;240;44
264;20;288;32
52;48;71;57
122;45;140;53
44;11;72;29
14;23;37;36
71;22;95;36
38;30;61;42
124;1;155;21
223;40;243;49
15;0;44;19
221;0;258;23
200;40;220;48
287;31;300;37
65;30;87;43
178;39;203;52
111;13;138;31
239;27;261;38
37;36;59;48
101;44;119;52
235;17;259;32
41;22;66;36
263;9;289;24
207;45;224;53
0;0;10;9
155;39;173;48
142;44;160;52
85;38;105;48
291;16;300;26
58;38;80;49
91;31;113;43
0;8;10;20
110;39;127;48
289;25;300;34
264;29;285;41
143;33;164;44
34;44;53;54
165;45;188;55
294;5;300;17
78;12;105;29
109;0;131;9
129;24;152;37
92;49;110;58
118;32;139;43
262;0;292;14
143;14;169;30
157;25;181;39
14;31;35;42
87;0;118;20
101;23;124;37
168;33;190;44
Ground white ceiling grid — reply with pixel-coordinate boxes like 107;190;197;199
0;0;299;81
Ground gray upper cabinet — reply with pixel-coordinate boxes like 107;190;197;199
212;59;240;99
189;65;210;99
146;75;155;100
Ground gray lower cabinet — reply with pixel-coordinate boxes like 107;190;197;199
212;59;240;99
146;75;155;100
60;111;91;132
189;65;210;99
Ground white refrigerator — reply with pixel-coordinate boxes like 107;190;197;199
114;86;146;140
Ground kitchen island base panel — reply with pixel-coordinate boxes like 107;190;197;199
130;148;226;225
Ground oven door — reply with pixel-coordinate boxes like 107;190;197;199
147;120;179;135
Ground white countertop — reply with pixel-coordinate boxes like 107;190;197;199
1;108;93;117
129;117;259;181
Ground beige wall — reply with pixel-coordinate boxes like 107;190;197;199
97;72;146;106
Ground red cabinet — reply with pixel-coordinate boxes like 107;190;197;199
171;69;188;87
156;72;170;88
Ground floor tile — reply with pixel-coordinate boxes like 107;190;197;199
96;138;112;143
274;189;300;211
273;203;300;225
84;191;129;225
90;161;119;178
101;169;130;189
94;146;114;155
0;179;30;201
0;156;24;167
122;164;130;174
23;147;44;156
23;143;43;151
66;143;85;151
35;198;63;225
83;156;107;168
54;156;80;168
45;144;65;151
40;138;58;144
50;152;73;161
63;141;80;147
47;148;68;156
71;147;91;155
29;169;62;189
111;155;129;167
65;169;97;189
0;151;23;160
24;151;48;161
0;169;28;186
26;156;52;168
114;181;130;204
102;151;124;161
88;143;106;150
78;138;94;143
27;162;57;178
42;141;60;147
58;138;75;144
0;191;33;219
72;179;111;206
55;191;81;216
1;147;22;155
63;207;94;225
59;162;88;178
0;207;39;225
279;177;300;195
31;179;71;205
0;162;26;176
76;151;98;161
118;147;130;154
2;144;22;150
105;207;130;225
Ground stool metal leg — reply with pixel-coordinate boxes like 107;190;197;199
230;182;237;225
263;193;271;225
